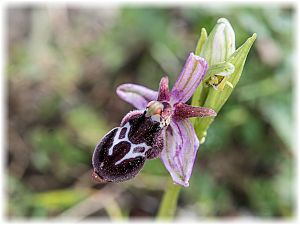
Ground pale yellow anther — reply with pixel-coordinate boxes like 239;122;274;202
200;136;206;144
217;78;226;90
208;75;219;85
208;74;233;91
226;81;233;88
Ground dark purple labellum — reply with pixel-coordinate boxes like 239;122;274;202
92;110;165;183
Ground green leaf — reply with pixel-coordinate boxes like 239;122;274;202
32;189;91;212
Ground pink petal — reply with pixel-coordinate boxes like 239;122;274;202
171;53;208;104
116;83;158;110
173;102;217;120
160;119;200;187
157;76;170;101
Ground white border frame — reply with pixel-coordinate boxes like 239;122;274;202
0;0;299;224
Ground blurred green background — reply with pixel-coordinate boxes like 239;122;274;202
7;5;295;220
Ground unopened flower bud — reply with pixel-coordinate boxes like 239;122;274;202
200;18;236;66
192;18;256;140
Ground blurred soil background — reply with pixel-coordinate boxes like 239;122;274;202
6;5;295;220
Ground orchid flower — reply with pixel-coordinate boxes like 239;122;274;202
92;52;216;187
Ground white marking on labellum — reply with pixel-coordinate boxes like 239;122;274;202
151;114;161;123
107;122;152;165
119;127;127;139
115;143;150;165
133;147;145;153
108;123;129;155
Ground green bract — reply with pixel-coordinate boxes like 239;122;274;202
198;18;236;66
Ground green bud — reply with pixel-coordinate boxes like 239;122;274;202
191;18;256;141
204;33;257;112
200;18;236;66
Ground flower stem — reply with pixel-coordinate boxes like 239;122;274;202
156;178;181;220
156;98;213;220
